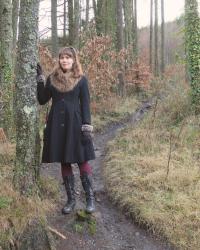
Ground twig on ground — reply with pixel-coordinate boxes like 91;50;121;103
48;226;67;240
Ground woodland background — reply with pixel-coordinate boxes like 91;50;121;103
0;0;199;249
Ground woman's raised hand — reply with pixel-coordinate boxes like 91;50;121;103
37;63;43;76
36;63;45;83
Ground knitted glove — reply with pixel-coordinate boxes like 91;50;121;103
36;63;45;83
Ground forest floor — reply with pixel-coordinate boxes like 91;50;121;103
41;101;174;250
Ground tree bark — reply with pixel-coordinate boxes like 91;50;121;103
13;0;40;195
51;0;58;57
149;0;153;71
133;0;138;59
93;0;97;27
68;0;74;45
105;0;117;38
12;0;20;52
96;0;104;35
116;0;125;96
123;0;132;48
74;0;80;48
116;0;124;50
161;0;165;76
63;0;67;44
154;0;159;76
85;0;90;30
0;0;13;136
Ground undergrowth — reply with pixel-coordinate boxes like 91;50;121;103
104;72;200;250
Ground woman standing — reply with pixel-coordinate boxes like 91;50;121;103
36;47;95;214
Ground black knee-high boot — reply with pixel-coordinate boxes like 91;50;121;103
80;172;95;213
62;175;76;214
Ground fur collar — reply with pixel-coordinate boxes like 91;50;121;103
50;67;81;92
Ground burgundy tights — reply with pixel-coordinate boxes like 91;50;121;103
61;162;92;179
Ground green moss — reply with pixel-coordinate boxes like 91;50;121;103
0;196;13;209
185;1;200;113
74;210;97;235
0;62;14;139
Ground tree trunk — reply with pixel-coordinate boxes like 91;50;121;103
93;0;97;27
116;0;125;96
12;0;20;52
68;0;74;45
0;0;13;137
133;0;138;59
154;0;159;76
63;0;67;44
96;0;104;35
13;0;40;195
149;0;153;71
116;0;124;50
161;0;165;76
123;0;132;48
185;0;200;113
74;0;80;48
96;0;117;38
51;0;58;57
105;0;117;38
85;0;90;30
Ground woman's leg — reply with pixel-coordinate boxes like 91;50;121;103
61;162;73;179
78;162;95;213
61;163;76;214
78;161;92;176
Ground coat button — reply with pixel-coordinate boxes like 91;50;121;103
60;110;64;114
61;123;65;127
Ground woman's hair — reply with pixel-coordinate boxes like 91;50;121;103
57;47;83;77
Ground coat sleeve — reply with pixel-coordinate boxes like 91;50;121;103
37;75;52;105
79;76;92;124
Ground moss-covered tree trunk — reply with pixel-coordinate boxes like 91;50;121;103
13;0;40;195
0;0;13;137
12;0;20;52
185;0;200;113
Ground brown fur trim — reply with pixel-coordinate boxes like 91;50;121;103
50;67;81;93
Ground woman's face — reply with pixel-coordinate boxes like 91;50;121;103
59;54;74;71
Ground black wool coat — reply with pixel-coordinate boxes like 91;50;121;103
37;75;95;164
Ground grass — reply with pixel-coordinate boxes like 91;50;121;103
0;177;58;247
0;145;59;248
92;96;139;131
103;80;200;249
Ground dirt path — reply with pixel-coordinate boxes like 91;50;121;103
42;102;174;250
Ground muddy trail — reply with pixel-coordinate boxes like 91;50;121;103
41;101;174;250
